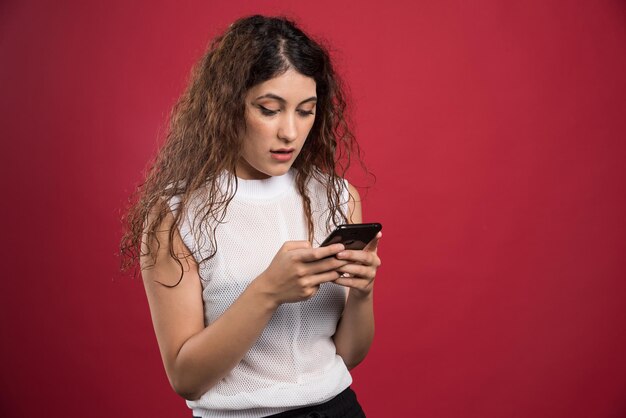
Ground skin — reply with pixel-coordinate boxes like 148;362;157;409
141;68;382;401
236;68;317;180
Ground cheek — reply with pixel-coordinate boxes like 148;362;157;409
246;115;273;137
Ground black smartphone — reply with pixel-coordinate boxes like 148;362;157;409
320;223;382;250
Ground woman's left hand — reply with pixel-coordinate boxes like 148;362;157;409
333;232;382;296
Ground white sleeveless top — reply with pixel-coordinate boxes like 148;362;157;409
170;169;353;418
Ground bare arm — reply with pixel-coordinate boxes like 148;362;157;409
141;209;348;400
332;184;382;370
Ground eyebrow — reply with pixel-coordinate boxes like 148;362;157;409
255;93;317;105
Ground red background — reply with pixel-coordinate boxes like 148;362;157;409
2;1;625;417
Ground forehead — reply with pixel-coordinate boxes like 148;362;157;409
247;69;316;102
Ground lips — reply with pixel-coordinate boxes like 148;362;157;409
270;148;295;162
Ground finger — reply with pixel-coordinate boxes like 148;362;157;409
305;257;350;275
334;276;374;291
296;243;345;262
333;276;359;287
336;250;379;266
336;263;373;279
309;270;343;286
363;232;382;252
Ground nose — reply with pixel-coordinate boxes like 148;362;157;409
277;113;298;142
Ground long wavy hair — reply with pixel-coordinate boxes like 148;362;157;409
120;15;363;283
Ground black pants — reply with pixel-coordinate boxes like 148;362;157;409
193;387;366;418
265;387;365;418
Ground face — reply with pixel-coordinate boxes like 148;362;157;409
236;68;317;179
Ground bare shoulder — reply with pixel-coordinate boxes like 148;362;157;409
140;205;199;288
139;205;203;333
346;182;363;224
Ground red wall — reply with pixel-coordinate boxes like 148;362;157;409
2;1;625;417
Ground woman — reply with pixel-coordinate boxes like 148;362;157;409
121;15;382;418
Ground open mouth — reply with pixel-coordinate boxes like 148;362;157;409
270;149;295;161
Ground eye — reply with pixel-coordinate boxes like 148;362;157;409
297;109;315;117
257;105;278;116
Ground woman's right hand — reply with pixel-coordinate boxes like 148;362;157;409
254;241;348;306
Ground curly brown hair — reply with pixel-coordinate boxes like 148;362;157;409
120;15;364;284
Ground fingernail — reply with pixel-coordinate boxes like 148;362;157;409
337;251;346;258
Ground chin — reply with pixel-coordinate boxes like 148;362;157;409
267;165;292;177
237;158;295;179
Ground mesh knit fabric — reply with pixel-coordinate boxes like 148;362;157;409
169;169;352;418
